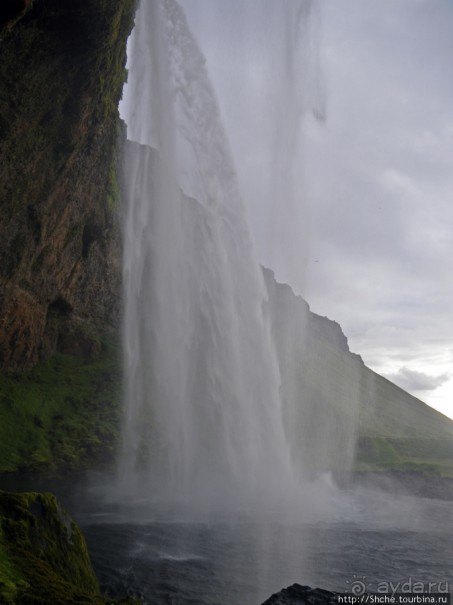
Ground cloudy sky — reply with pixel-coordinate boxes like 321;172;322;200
177;0;453;420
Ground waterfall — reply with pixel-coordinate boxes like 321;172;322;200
118;0;306;510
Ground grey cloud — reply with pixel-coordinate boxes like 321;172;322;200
385;367;450;392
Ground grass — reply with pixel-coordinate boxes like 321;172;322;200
0;339;122;475
355;435;453;476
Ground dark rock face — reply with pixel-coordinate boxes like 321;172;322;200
0;0;34;32
0;0;135;372
261;584;337;605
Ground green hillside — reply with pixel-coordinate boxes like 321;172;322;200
357;369;453;475
264;268;453;477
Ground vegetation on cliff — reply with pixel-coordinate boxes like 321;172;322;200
356;369;453;476
0;339;122;475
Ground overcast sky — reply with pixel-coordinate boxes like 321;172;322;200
177;0;453;420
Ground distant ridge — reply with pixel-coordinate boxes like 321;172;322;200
263;268;453;475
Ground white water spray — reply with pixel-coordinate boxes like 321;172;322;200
119;0;306;509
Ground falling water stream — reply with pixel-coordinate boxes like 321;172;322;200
119;0;307;510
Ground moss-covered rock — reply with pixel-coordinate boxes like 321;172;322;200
0;490;138;604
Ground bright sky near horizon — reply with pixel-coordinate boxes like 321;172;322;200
178;0;453;420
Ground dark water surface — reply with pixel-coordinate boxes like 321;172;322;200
75;477;453;605
2;473;452;605
81;516;453;605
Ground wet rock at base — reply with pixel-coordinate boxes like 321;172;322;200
0;490;139;604
261;584;338;605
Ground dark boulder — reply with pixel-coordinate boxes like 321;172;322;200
261;584;338;605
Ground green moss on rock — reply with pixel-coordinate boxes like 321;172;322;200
0;490;139;604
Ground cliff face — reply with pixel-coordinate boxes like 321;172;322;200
0;0;135;372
